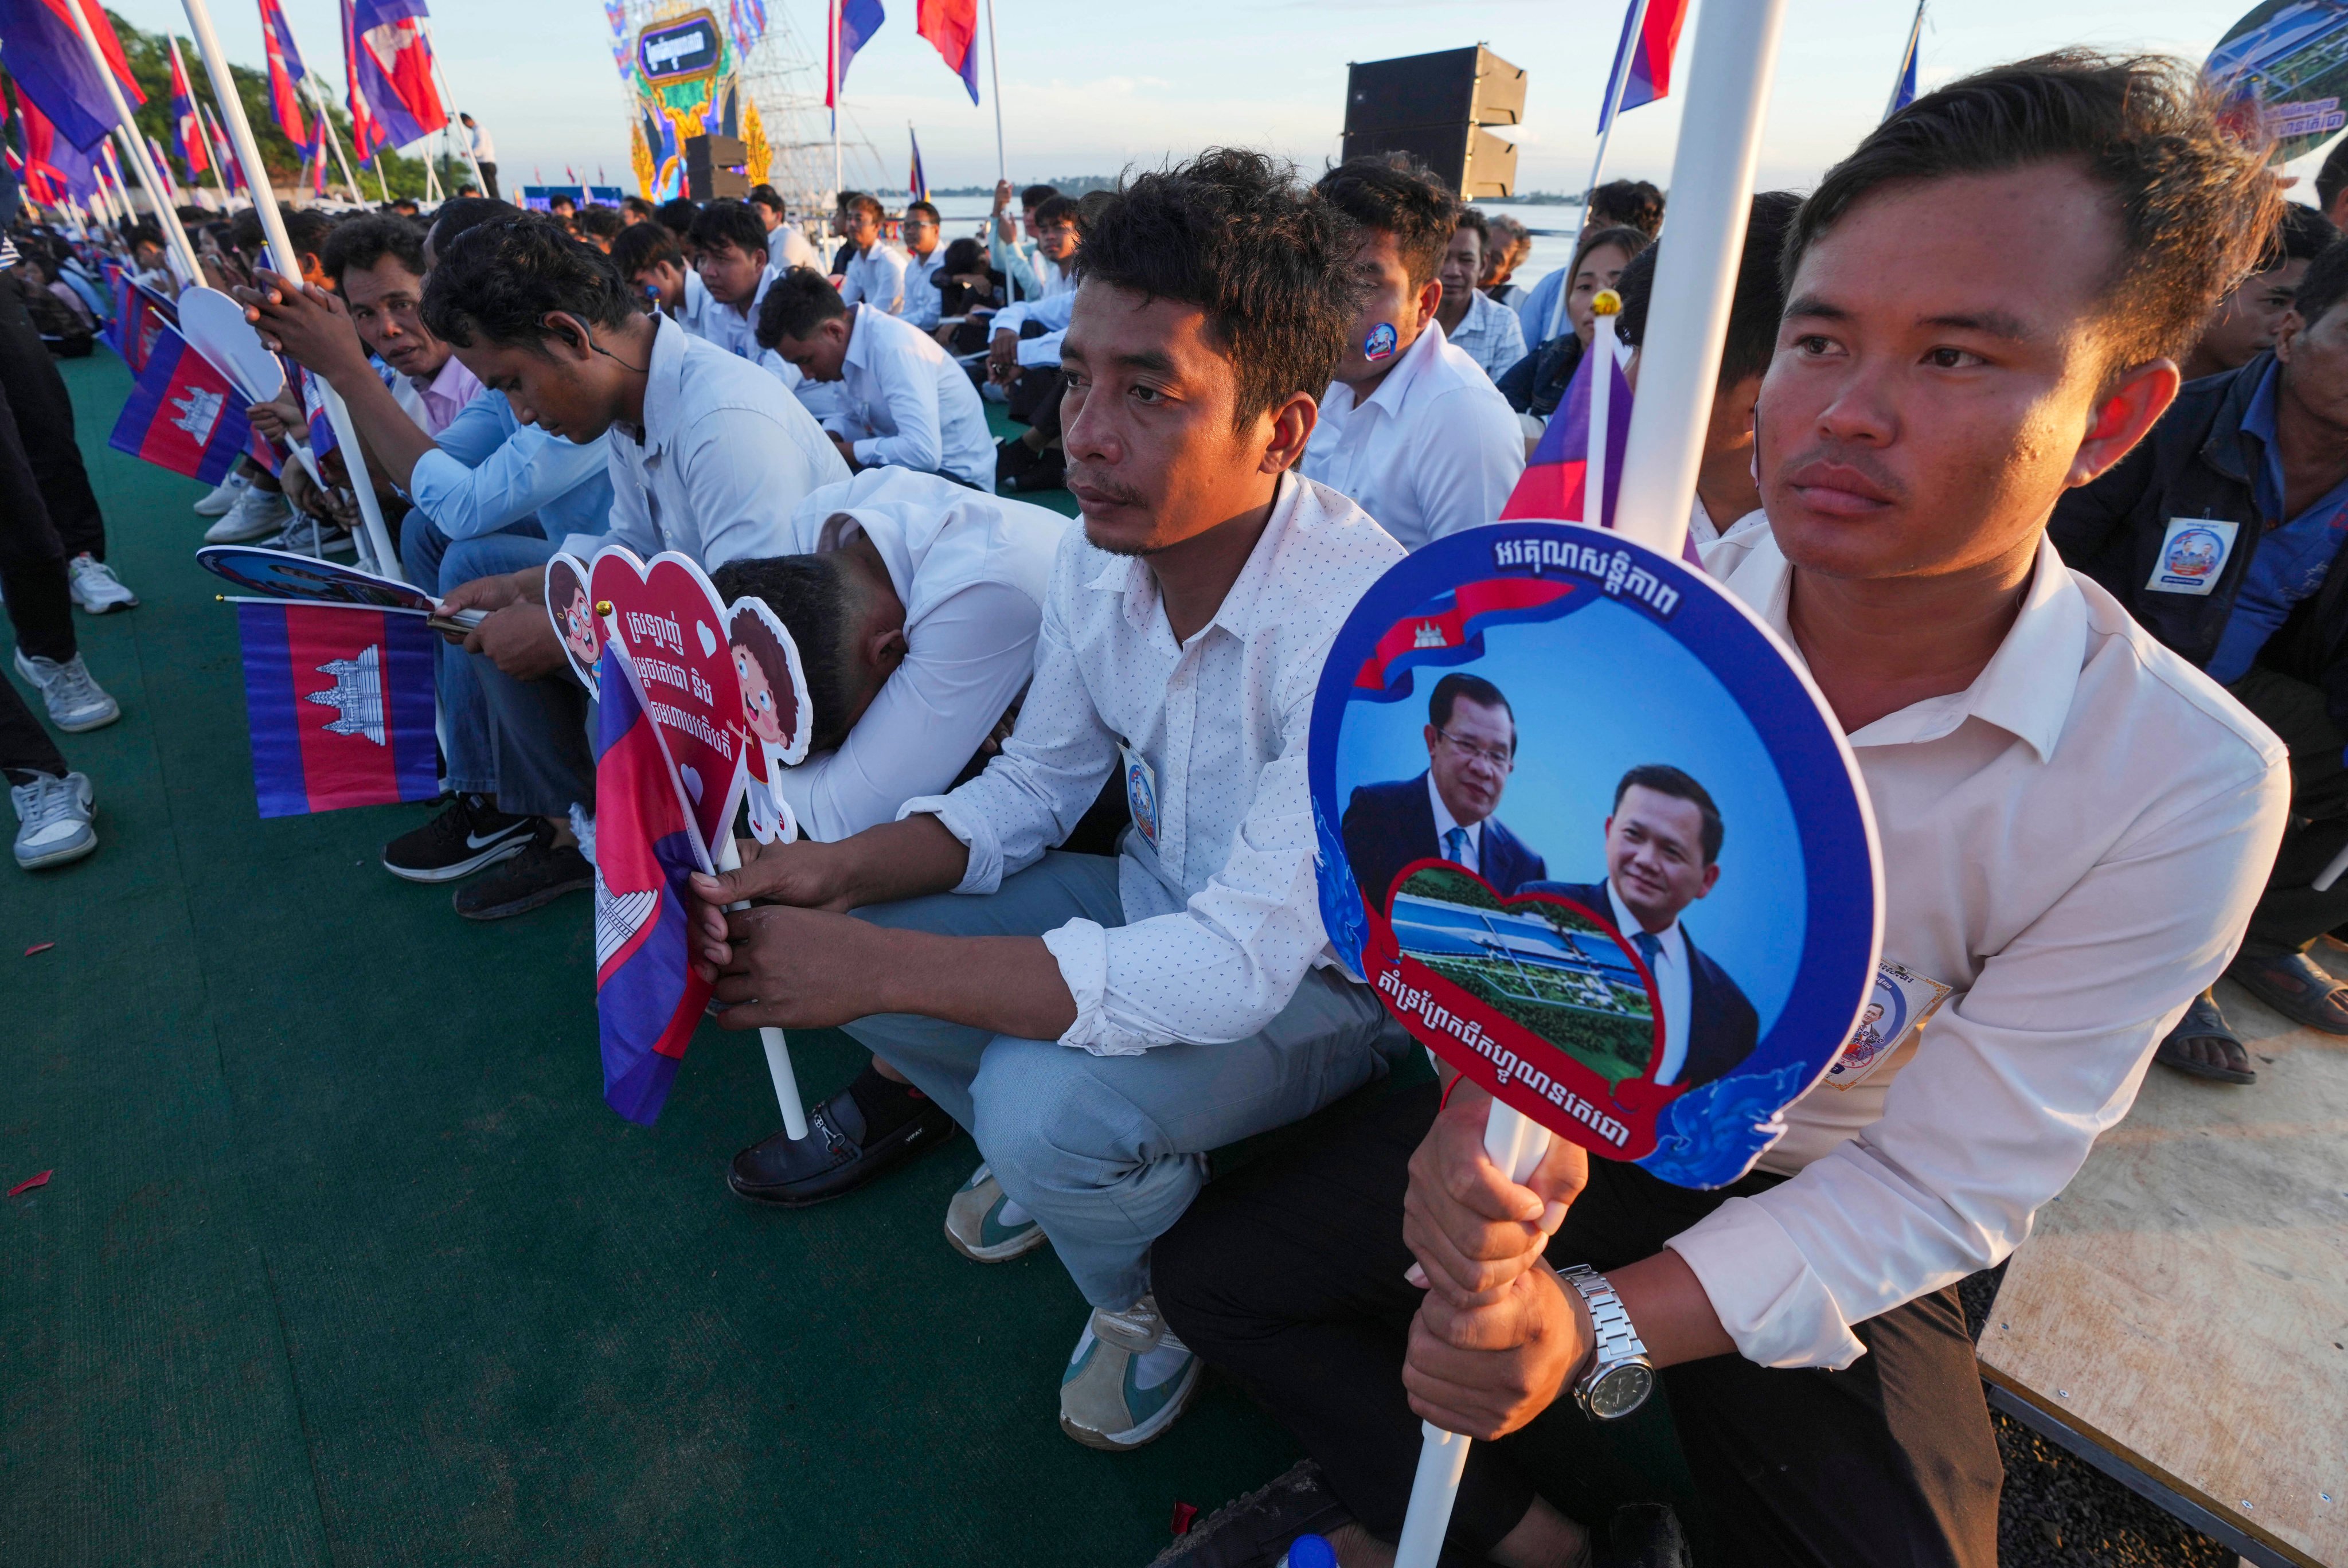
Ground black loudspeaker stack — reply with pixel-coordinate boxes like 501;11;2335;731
685;135;750;202
1340;45;1525;199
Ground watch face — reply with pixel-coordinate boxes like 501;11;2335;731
1587;1362;1655;1421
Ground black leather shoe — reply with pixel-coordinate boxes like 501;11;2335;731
726;1087;958;1207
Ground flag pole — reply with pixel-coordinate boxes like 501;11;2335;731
420;21;487;191
308;79;364;203
830;0;842;205
1884;0;1925;123
1550;0;1652;343
60;0;202;286
984;0;1006;184
181;0;403;581
171;36;234;210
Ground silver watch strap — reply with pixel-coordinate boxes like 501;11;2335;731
1560;1263;1648;1364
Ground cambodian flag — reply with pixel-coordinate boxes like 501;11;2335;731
907;126;928;204
108;324;269;483
235;602;439;818
0;0;144;154
258;0;309;143
1597;0;1689;132
916;0;980;104
826;0;885;107
593;640;716;1125
1501;341;1631;529
1885;1;1923;121
727;0;766;59
10;83;95;205
345;0;447;150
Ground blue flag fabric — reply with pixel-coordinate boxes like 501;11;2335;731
0;0;119;151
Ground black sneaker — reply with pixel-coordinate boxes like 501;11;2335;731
1143;1460;1354;1568
383;793;536;883
728;1086;959;1207
452;825;593;920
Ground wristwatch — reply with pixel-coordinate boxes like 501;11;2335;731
1558;1264;1656;1421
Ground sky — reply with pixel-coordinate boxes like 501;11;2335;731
98;1;2294;198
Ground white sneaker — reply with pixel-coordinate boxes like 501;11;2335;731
203;484;292;544
12;648;120;733
1058;1294;1202;1451
11;771;96;869
67;553;138;613
193;469;252;517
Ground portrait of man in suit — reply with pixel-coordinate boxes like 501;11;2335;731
1523;764;1760;1089
1342;671;1548;912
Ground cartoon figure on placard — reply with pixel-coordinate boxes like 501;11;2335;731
544;552;600;695
724;596;814;844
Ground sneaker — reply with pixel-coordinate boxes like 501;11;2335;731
1060;1295;1201;1450
67;553;138;613
203;483;292;543
10;771;96;870
12;649;120;733
944;1162;1048;1261
264;511;355;558
452;824;593;920
1142;1461;1353;1568
382;793;536;883
193;468;252;516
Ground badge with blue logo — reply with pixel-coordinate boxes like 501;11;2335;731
2146;517;2237;596
1120;742;1159;850
1364;322;1398;362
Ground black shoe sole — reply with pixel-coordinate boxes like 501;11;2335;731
453;867;593;921
384;832;533;885
728;1111;958;1208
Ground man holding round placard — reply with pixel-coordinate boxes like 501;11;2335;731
1152;54;2291;1568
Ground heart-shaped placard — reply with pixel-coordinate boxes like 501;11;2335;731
591;547;752;859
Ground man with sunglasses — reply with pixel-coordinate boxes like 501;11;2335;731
1342;672;1546;909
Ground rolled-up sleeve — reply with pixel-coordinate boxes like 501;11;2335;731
1667;760;2287;1368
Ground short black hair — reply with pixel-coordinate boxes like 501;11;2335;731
2289;240;2348;333
421;217;639;347
2264;202;2340;271
320;214;425;291
1080;148;1359;432
747;183;786;215
1314;154;1456;287
689;198;768;261
1019;183;1058;210
844;191;885;225
1614;764;1724;865
1033;193;1079;230
755;268;849;347
656;197;699;237
2322;142;2348;215
608;221;683;280
1789;50;2280;374
942;235;986;275
905;200;941;226
1588;179;1665;235
1428;672;1513;741
712;554;859;754
279;207;338;265
427;196;521;257
576;205;624;241
549;193;577;213
622;195;657;220
1454;206;1490;245
1617;191;1801;388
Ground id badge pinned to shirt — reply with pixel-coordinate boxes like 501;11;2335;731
1120;742;1160;851
1825;959;1954;1090
2146;517;2238;596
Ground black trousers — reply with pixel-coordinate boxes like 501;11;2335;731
2228;666;2348;956
1154;1082;2001;1568
0;279;78;667
0;273;106;560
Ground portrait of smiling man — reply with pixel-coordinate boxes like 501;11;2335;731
1341;671;1547;909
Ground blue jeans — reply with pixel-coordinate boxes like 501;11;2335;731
401;511;548;798
844;852;1409;1311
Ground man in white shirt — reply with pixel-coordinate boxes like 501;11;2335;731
686;151;1414;1452
898;201;950;330
1436;209;1527;383
427;219;850;919
837;193;908;317
757;272;994;488
987;180;1058;302
1302;158;1525;550
459;112;497;199
685;201;780;361
1151;55;2289;1567
748;183;822;273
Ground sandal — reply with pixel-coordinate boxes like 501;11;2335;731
2156;991;2255;1084
2227;951;2348;1036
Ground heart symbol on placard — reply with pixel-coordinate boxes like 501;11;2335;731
679;764;704;804
589;546;750;857
696;620;718;658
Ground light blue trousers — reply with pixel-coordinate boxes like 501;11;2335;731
845;852;1410;1311
399;511;548;799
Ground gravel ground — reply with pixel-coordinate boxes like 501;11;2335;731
1959;1265;2240;1567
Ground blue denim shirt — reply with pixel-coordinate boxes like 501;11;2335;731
2204;359;2348;683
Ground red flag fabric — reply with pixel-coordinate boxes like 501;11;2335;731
258;0;309;142
915;0;980;103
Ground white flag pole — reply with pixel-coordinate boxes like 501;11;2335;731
984;0;1006;185
171;36;234;210
713;835;810;1140
60;0;201;286
182;0;403;580
830;0;843;205
307;79;364;203
1550;0;1652;344
420;22;487;191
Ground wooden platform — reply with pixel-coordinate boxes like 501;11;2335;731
1978;968;2348;1567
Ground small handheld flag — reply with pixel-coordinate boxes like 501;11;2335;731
1500;314;1631;530
1597;0;1690;133
235;601;439;818
108;323;265;484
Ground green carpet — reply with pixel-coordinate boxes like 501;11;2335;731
0;352;1303;1566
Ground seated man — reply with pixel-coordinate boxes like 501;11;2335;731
2053;221;2348;1079
685;200;782;361
987;181;1059;303
608;221;697;323
756;271;994;489
2178;202;2337;382
837;193;908;318
748;183;822;273
898;200;950;331
997;192;1081;310
1155;54;2289;1566
1435;209;1527;382
1342;672;1545;909
686;150;1414;1451
420;219;848;919
1302;155;1525;550
712;466;1071;1203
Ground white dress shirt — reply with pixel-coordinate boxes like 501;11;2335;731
560;316;852;570
1688;499;1767;551
1446;289;1529;384
901;244;948;330
826;304;994;488
841;242;909;316
1427;772;1482;874
778;469;1068;840
467;123;495;162
1604;878;1691;1088
767;222;821;274
900;474;1408;1056
994;290;1077;369
679;265;775;363
1301;320;1527;552
1663;526;2287;1370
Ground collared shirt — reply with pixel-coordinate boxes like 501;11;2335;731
778;469;1069;840
901;244;948;330
409;353;485;438
841;242;909;316
1688;499;1767;552
1511;266;1567;347
995;290;1077;368
1447;288;1528;384
1669;525;2287;1370
468;123;495;161
560;315;852;569
408;389;615;542
679;265;775;362
990;231;1078;304
1301;319;1526;551
900;474;1408;1056
767;222;821;275
1604;878;1691;1088
2203;359;2348;683
827;303;995;488
1427;772;1482;874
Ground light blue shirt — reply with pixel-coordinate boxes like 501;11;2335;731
407;390;616;543
2205;360;2348;685
1511;267;1568;347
